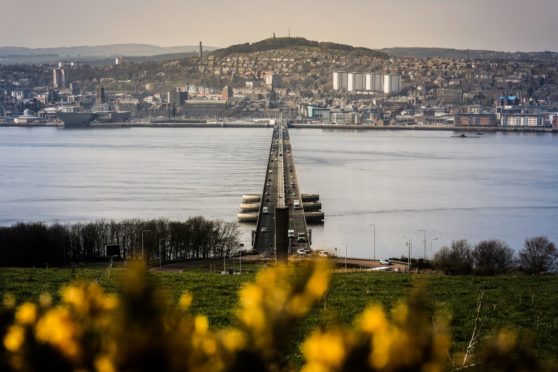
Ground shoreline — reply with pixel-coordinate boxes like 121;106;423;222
1;122;557;133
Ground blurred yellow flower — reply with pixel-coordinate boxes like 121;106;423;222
4;325;25;352
95;355;115;372
39;293;52;308
220;329;246;352
496;329;518;352
15;302;37;325
35;307;80;359
178;291;193;310
302;329;346;370
195;315;209;335
3;293;16;308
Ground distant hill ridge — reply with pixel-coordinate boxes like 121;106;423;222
381;47;558;61
0;43;218;59
212;37;389;59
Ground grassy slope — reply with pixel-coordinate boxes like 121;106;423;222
1;268;557;363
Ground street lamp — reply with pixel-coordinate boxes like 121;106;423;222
418;229;427;259
406;239;412;273
430;237;439;259
141;230;151;259
370;224;376;260
344;242;348;270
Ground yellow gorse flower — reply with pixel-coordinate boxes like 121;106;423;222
0;261;542;372
3;325;25;352
35;307;81;360
15;302;37;325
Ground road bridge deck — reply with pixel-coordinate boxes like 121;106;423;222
253;124;310;254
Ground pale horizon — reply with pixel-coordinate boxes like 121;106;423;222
3;0;558;53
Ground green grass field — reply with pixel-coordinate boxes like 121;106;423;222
1;267;557;365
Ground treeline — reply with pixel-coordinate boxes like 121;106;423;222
212;37;389;59
433;236;557;275
0;217;239;267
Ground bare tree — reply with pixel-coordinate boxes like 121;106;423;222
519;236;557;274
473;240;515;275
433;240;473;275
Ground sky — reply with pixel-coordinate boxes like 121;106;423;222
4;0;558;52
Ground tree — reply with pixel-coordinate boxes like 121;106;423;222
519;236;557;274
472;240;515;275
433;240;473;275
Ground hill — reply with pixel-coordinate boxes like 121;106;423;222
0;43;218;64
212;37;389;59
381;47;558;61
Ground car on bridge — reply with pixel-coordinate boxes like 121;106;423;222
261;227;268;233
297;248;310;255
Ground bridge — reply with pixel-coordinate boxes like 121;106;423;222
237;122;324;256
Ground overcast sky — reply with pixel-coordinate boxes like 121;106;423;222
5;0;558;51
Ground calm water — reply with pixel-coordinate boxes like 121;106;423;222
1;127;557;258
290;129;558;258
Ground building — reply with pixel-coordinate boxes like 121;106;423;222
52;68;67;89
167;89;188;106
500;113;546;127
334;71;400;94
333;72;349;91
115;57;129;65
222;85;234;101
365;73;383;92
437;88;463;104
383;74;401;95
347;73;365;92
306;106;331;121
455;113;498;127
96;86;106;105
264;73;282;89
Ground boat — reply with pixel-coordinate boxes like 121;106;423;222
94;111;131;123
57;111;96;128
57;106;131;128
14;109;43;124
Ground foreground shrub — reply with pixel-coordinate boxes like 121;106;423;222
1;261;552;371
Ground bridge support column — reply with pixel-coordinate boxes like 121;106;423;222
275;207;289;263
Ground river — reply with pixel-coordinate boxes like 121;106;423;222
1;127;557;258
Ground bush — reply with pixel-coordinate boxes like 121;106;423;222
473;240;515;275
519;236;557;274
433;240;473;275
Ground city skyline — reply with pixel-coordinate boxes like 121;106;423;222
4;0;558;52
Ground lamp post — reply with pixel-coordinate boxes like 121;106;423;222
344;242;348;270
430;237;438;259
418;229;427;259
141;230;151;260
370;224;376;260
406;239;412;273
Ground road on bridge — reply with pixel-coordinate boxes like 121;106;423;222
253;123;310;254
